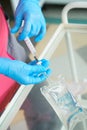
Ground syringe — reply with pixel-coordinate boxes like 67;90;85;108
24;37;38;61
24;37;51;81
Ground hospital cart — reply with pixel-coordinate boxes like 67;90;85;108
0;1;87;130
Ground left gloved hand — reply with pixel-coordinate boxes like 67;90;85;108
0;58;51;85
11;0;46;42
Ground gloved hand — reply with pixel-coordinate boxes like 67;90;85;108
0;58;51;85
11;0;46;42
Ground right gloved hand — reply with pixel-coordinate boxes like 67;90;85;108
11;0;46;42
0;58;51;85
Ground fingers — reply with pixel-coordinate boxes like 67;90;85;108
29;65;47;74
18;18;31;41
28;62;51;84
29;59;50;67
24;69;51;85
35;22;46;42
11;14;23;33
28;59;51;75
27;74;46;84
29;59;51;75
40;59;50;68
11;15;46;42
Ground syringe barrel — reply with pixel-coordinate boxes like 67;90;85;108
24;37;36;56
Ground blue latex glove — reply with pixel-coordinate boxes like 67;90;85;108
11;0;46;42
0;58;51;85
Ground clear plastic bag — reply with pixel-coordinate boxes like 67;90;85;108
40;77;87;130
